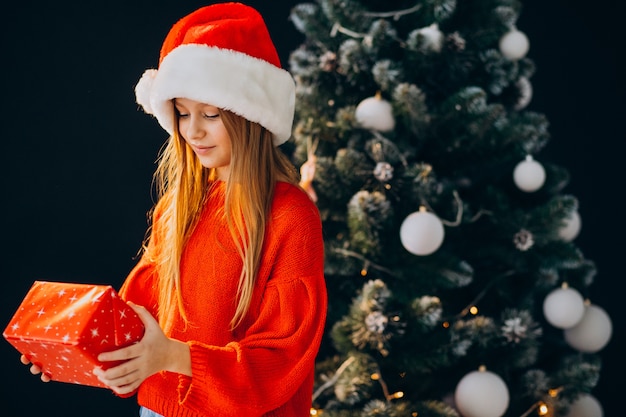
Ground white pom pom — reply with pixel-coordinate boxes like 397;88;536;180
513;155;545;192
417;23;444;52
399;208;445;256
454;368;510;417
499;28;530;60
543;285;585;329
134;69;158;115
355;94;395;132
564;304;612;353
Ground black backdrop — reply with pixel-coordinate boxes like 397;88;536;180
1;1;623;416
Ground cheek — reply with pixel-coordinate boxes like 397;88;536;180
215;126;232;148
177;121;188;140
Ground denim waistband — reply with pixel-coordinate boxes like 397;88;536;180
139;406;165;417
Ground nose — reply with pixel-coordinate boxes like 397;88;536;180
185;115;205;141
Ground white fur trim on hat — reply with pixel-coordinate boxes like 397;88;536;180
135;44;296;146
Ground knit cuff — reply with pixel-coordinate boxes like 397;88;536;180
177;342;211;411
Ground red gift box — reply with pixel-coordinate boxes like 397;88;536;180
3;281;144;388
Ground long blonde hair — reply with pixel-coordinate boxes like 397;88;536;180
144;105;299;331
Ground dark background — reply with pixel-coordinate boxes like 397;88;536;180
1;1;623;415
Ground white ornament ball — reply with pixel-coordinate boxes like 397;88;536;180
499;28;530;60
558;210;582;242
513;155;545;192
355;95;396;132
564;393;603;417
542;286;585;329
455;369;510;417
564;304;612;353
400;210;444;256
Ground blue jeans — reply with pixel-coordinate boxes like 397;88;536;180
140;407;164;417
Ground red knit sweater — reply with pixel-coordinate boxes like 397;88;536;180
119;182;327;417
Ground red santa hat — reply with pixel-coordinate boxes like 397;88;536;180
135;2;296;145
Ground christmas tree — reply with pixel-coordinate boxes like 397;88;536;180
286;1;612;416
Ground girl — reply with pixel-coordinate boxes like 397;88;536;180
22;3;327;416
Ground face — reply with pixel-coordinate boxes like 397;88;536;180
174;98;232;180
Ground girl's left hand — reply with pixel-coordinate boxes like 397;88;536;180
93;302;189;395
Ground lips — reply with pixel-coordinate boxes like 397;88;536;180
192;145;214;155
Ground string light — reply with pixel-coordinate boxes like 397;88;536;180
469;306;478;315
520;392;562;417
450;270;517;321
537;402;549;415
548;387;563;397
442;321;450;328
332;248;395;275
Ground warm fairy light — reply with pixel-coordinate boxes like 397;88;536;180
392;391;404;399
328;99;335;106
548;388;560;397
371;372;380;380
361;261;370;276
469;306;478;315
385;184;391;190
392;315;400;322
538;402;549;415
442;321;450;328
310;408;319;416
412;413;418;417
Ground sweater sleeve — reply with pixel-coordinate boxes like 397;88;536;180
118;199;166;317
177;196;327;416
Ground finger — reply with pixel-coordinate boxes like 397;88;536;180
98;343;141;362
110;380;140;395
20;355;30;365
41;373;51;383
128;302;157;326
95;364;141;391
96;360;138;381
29;364;42;375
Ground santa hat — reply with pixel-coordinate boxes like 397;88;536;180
135;2;296;145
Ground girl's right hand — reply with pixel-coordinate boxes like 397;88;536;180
20;355;51;382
